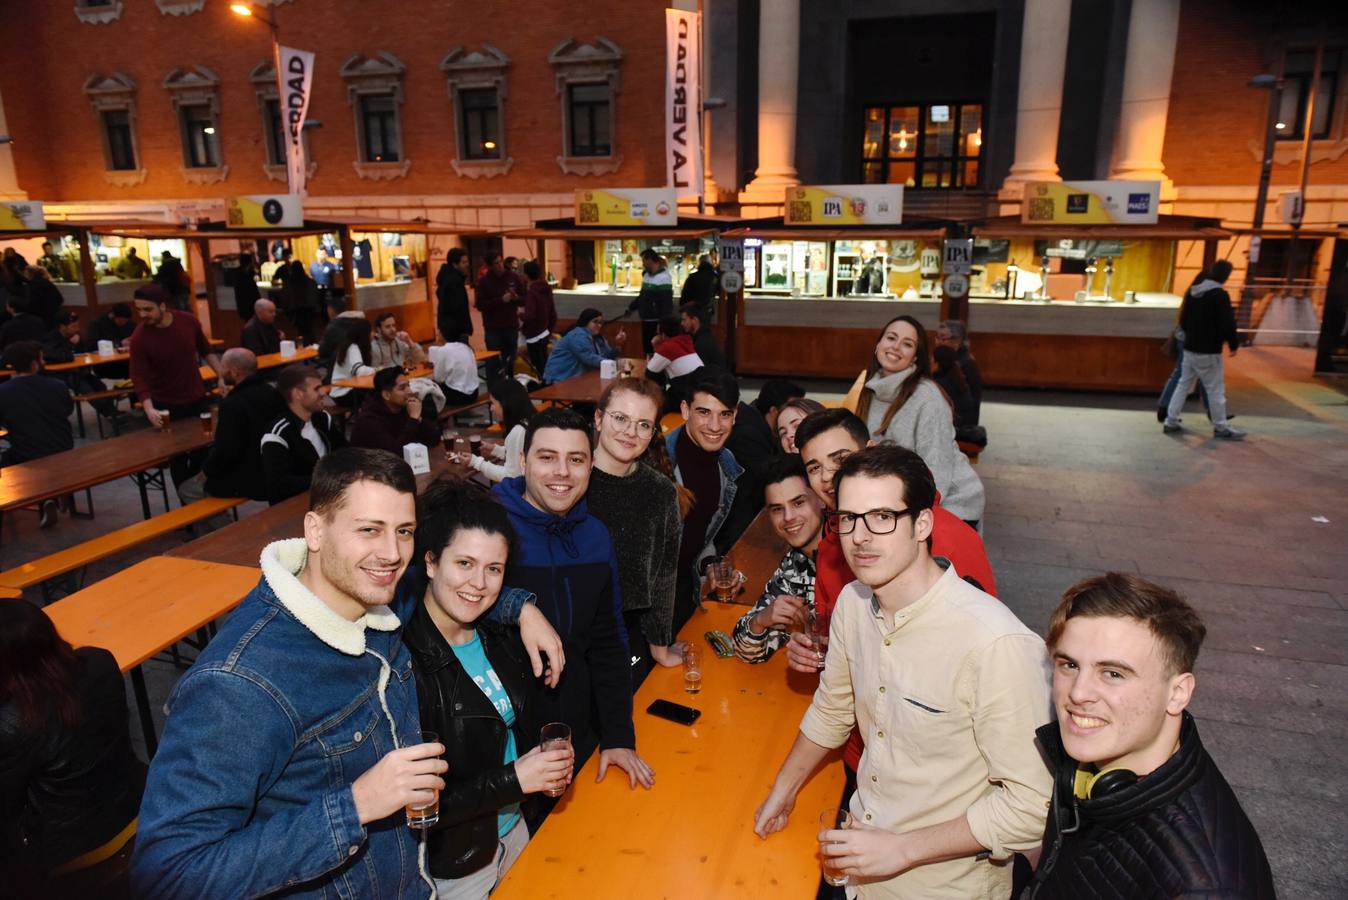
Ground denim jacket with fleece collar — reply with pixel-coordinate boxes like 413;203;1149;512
665;425;743;584
131;539;430;900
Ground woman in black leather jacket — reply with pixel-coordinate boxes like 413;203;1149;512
402;480;574;898
0;599;145;898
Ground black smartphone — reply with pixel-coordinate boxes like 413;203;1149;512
646;699;701;726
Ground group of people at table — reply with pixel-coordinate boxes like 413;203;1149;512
1;273;1275;899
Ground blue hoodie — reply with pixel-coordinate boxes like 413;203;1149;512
490;477;635;750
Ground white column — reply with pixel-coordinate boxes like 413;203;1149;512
739;0;799;207
0;87;27;200
1000;0;1072;199
1109;0;1180;195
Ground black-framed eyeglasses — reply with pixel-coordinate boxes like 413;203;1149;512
835;507;914;535
603;409;655;437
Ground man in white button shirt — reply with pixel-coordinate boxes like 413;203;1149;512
261;364;347;504
427;338;481;407
755;444;1051;898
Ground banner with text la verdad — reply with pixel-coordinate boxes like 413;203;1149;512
277;45;315;196
665;9;703;198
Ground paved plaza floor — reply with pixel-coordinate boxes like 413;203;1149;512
4;345;1344;896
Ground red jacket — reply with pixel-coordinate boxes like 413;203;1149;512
817;495;997;771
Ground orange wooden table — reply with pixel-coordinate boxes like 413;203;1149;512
329;362;433;391
494;601;844;899
44;556;261;755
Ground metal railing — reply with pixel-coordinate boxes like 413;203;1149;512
1233;279;1325;345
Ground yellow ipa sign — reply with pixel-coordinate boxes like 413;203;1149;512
784;186;902;225
574;189;678;227
0;201;45;231
1021;181;1160;225
227;194;303;229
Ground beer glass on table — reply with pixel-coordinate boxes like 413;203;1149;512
405;731;441;829
469;433;482;458
540;723;572;797
819;807;853;886
441;430;459;454
198;410;213;438
682;644;702;694
157;410;172;433
710;557;737;603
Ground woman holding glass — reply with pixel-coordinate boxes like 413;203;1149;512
853;314;986;528
460;379;536;483
400;480;574;898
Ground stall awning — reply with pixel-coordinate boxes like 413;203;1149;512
970;214;1232;240
87;218;488;241
721;215;953;242
506;214;736;241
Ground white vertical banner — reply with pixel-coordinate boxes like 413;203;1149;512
277;45;315;197
665;9;703;199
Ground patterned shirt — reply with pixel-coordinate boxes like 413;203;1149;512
731;548;817;663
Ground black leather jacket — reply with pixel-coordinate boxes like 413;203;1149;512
403;598;540;880
1;647;146;876
1023;713;1275;899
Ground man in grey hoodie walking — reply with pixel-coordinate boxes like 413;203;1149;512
1163;260;1245;441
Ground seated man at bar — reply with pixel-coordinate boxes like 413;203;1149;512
349;366;441;457
87;301;135;379
542;307;624;384
731;454;825;663
261;364;347;504
203;348;286;501
240;298;284;357
491;407;654;793
369;311;427;370
755;445;1052;897
131;448;447;898
427;337;480;408
680;301;728;370
1026;573;1274;898
0;341;73;526
646;315;703;412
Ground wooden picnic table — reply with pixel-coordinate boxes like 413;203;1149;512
0;417;215;543
493;600;845;899
529;368;623;406
724;509;788;606
44;556;261;754
329;363;433;391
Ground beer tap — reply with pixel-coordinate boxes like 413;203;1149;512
1038;254;1051;301
1102;256;1115;302
1084;256;1098;300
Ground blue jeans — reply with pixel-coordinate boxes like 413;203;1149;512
1158;339;1208;413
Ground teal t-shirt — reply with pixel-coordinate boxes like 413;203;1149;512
450;631;521;838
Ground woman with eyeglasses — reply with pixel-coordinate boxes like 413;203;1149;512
460;378;536;483
585;377;687;682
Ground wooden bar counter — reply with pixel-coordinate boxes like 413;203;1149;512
494;600;844;899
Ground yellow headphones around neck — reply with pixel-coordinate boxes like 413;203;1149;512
1073;765;1139;800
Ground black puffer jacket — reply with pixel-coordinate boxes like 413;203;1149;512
402;595;540;880
1024;713;1275;899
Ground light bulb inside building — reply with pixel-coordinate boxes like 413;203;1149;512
203;127;215;135
1275;121;1286;130
483;140;497;150
230;3;253;17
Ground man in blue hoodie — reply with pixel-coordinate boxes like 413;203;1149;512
491;407;656;791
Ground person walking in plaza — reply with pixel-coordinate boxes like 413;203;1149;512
349;367;441;456
586;377;684;681
1025;573;1274;898
436;248;473;345
458;377;535;483
627;248;674;355
491;408;655;793
520;260;557;378
370;311;427;370
131;449;448;899
240;298;283;357
232;252;261;324
260;364;346;504
854;314;985;528
755;444;1052;898
0;600;145;897
731;454;826;663
202;348;286;501
475;253;523;381
1162;261;1245;440
542;308;624;384
679;253;719;322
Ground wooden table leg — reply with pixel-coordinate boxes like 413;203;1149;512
130;665;158;757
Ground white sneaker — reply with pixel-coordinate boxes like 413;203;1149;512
1214;426;1246;441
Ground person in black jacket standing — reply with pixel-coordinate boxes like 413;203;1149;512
1162;261;1245;440
401;480;573;896
202;348;286;500
260;365;346;504
1025;573;1275;899
436;248;473;345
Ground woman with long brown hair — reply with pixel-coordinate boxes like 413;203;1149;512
854;314;986;526
0;600;145;896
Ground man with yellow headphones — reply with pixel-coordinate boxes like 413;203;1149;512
1023;573;1275;899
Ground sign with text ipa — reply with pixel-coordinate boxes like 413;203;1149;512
227;194;303;229
574;189;677;227
1021;180;1160;225
277;45;315;196
665;9;703;198
0;200;45;231
784;185;903;225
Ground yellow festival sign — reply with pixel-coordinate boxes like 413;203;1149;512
574;189;678;227
226;194;304;229
784;185;903;225
0;201;45;231
1021;180;1160;225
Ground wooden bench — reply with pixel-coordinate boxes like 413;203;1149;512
0;495;246;602
72;387;136;439
437;396;491;425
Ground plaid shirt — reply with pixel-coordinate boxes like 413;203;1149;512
732;548;817;663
